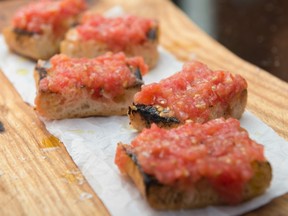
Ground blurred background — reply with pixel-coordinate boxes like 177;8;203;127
172;0;288;82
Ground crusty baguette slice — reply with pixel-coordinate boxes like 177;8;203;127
116;143;272;210
3;27;62;60
128;60;248;131
60;18;159;69
34;54;145;120
129;89;247;131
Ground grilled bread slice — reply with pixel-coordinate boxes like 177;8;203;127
116;144;271;210
3;0;86;60
129;61;248;131
34;53;146;120
129;89;247;131
61;14;159;69
115;119;272;210
3;27;64;61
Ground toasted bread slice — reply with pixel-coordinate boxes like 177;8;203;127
115;119;272;210
2;0;86;60
116;144;271;210
129;89;247;131
129;61;248;131
60;15;159;69
3;27;63;60
34;53;146;120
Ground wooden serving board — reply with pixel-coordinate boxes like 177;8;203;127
0;0;288;215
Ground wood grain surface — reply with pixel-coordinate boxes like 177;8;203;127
0;0;287;215
0;70;110;216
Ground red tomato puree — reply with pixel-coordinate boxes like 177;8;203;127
39;53;148;99
76;14;157;50
115;118;266;204
12;0;87;33
134;61;247;123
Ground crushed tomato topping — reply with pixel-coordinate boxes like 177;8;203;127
76;14;157;51
116;118;266;203
12;0;87;34
134;61;247;123
39;52;148;99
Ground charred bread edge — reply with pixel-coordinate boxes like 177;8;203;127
35;60;50;82
128;89;248;131
13;28;36;36
118;143;272;210
146;26;159;41
128;103;180;130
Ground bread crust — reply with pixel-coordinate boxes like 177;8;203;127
34;59;143;120
129;89;248;131
60;27;159;69
117;143;272;210
3;27;61;60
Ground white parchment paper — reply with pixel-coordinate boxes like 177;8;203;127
1;34;288;216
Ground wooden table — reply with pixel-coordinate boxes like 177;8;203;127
0;0;287;215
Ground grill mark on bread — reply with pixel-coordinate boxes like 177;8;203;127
125;146;159;193
127;66;143;88
35;66;48;81
134;67;142;81
0;121;5;133
146;27;158;41
128;104;180;129
13;28;36;36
